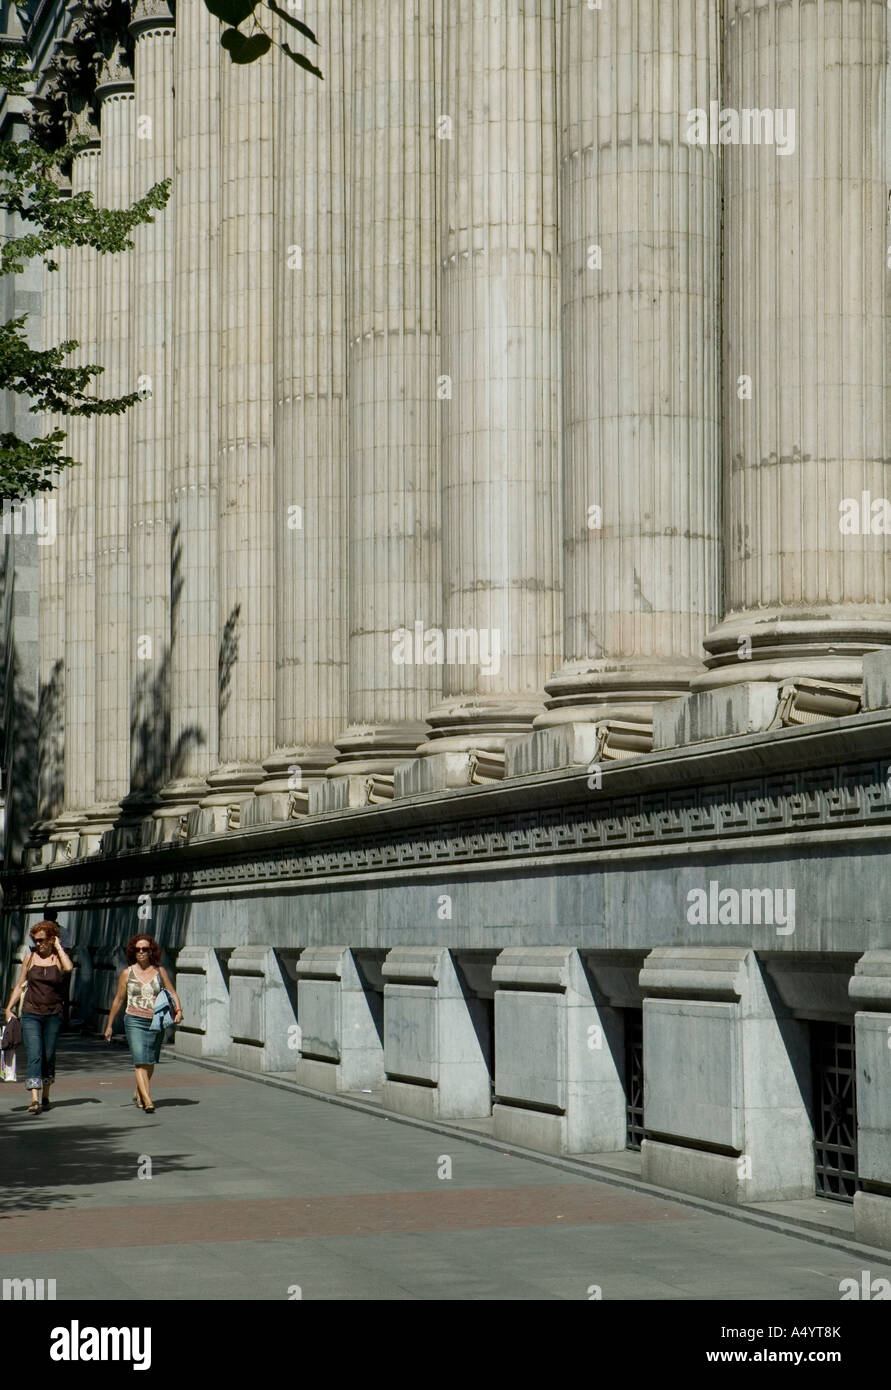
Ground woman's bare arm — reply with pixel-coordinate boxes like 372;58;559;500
4;953;31;1020
55;941;74;973
104;969;129;1039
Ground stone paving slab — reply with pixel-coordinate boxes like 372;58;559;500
1;1038;890;1301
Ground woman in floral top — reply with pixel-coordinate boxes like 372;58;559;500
105;935;182;1114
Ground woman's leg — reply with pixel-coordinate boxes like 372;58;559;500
124;1016;145;1104
21;1014;42;1108
41;1015;62;1102
134;1065;152;1108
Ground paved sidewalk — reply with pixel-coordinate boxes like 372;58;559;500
1;1037;889;1301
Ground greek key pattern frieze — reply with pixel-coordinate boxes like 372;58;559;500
16;758;891;909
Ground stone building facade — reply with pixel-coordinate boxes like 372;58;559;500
3;0;891;1250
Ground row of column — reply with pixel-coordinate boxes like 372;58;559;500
35;0;891;843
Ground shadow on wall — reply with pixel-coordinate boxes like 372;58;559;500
0;906;25;1013
5;646;38;872
126;520;207;803
37;656;64;822
22;891;196;1034
218;599;241;722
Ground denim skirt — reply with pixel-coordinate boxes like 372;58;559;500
124;1012;163;1066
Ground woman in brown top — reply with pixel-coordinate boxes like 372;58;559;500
4;921;73;1113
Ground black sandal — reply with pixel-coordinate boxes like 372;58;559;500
41;1097;50;1111
27;1101;39;1114
143;1104;155;1114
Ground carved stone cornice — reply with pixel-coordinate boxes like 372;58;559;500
9;742;891;907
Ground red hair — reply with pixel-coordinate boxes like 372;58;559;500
125;934;161;966
30;922;60;944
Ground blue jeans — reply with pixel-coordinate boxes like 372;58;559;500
21;1012;63;1089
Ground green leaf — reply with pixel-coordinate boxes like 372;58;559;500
203;0;259;25
281;43;324;80
220;28;273;63
266;2;318;45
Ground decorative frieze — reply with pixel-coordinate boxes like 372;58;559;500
14;749;891;904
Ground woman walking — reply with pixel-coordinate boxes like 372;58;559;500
105;935;182;1114
4;920;74;1113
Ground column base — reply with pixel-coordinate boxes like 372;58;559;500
29;811;92;862
47;811;88;863
80;802;127;854
23;819;55;866
198;763;264;832
152;777;210;842
538;659;697;726
693;611;891;690
417;694;543;755
110;791;166;850
328;723;429;778
248;745;336;824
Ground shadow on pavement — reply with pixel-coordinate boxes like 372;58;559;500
32;1034;145;1075
0;1117;210;1215
33;1098;103;1109
0;1037;210;1214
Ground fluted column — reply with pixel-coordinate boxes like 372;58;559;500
91;45;135;829
200;37;276;819
158;0;220;829
696;0;891;688
36;204;68;837
541;0;722;727
419;0;561;757
332;0;440;776
61;111;101;845
254;0;348;817
127;0;175;823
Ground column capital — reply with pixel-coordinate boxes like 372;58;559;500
94;40;134;102
68;100;101;146
129;0;176;41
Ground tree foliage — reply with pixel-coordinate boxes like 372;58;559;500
0;0;318;502
0;49;169;499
